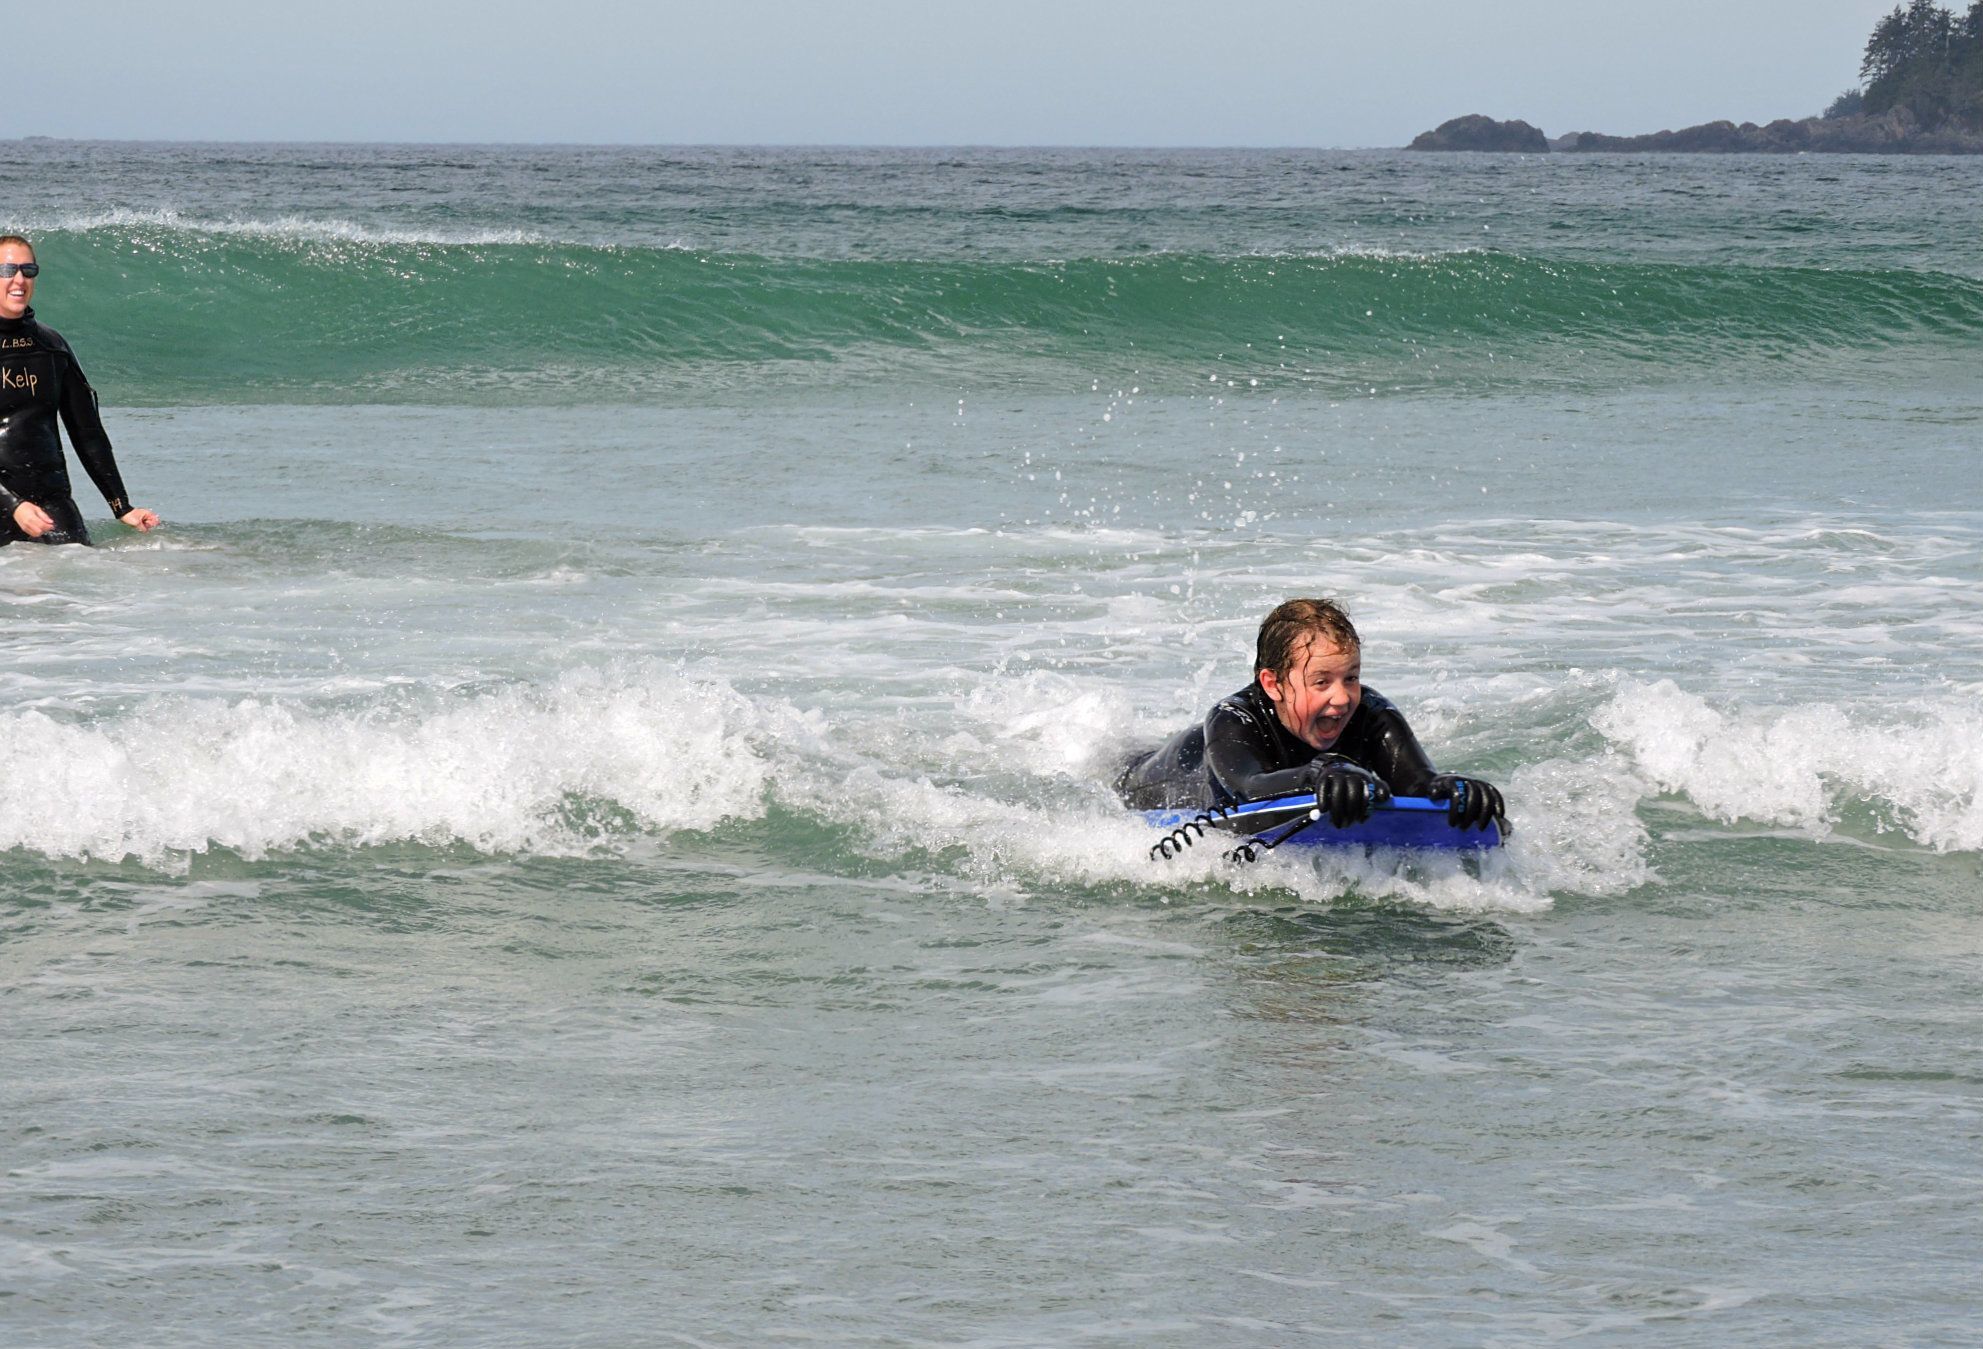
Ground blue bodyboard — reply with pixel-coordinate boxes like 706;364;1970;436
1142;793;1505;852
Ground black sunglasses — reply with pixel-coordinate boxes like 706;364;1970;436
0;263;40;279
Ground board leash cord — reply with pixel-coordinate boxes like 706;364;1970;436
1148;803;1324;865
1149;805;1241;861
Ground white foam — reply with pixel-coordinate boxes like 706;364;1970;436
0;667;772;863
1296;244;1488;262
824;765;1574;915
1593;679;1983;852
849;666;1643;912
30;206;548;249
1202;245;1487;263
0;648;1688;910
961;669;1145;778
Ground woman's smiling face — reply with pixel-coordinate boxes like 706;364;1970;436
0;240;36;321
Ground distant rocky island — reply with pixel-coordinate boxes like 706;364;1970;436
1411;110;1983;154
1411;1;1983;154
1409;115;1550;153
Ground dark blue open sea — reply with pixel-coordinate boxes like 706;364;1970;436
3;143;1981;1345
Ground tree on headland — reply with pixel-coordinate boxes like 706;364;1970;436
1855;0;1983;128
1823;88;1865;118
1960;1;1983;121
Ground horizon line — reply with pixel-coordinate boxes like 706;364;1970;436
7;135;1422;153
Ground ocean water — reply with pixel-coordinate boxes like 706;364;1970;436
2;143;1980;1345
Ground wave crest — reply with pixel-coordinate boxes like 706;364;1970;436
24;206;549;248
30;221;1981;402
0;668;772;863
1593;679;1983;852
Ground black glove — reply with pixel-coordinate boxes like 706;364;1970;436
1427;774;1505;831
1310;759;1391;828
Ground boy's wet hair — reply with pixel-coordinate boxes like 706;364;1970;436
1254;598;1359;679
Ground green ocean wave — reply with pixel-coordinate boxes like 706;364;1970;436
32;221;1983;403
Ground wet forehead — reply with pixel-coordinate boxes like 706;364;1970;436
1288;634;1359;678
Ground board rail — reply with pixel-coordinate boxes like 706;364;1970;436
1142;793;1506;852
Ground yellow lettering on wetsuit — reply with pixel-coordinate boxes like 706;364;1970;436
0;367;39;396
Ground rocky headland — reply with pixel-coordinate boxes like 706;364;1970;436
1408;5;1983;155
1408;111;1983;154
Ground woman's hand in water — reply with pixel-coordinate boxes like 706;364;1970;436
12;501;54;537
119;507;160;532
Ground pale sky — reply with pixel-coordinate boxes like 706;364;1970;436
17;0;1898;146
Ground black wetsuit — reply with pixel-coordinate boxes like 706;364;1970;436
0;308;133;547
1115;683;1441;810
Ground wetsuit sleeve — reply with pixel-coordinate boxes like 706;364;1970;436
0;477;20;519
56;349;132;518
1347;693;1442;796
1202;701;1320;803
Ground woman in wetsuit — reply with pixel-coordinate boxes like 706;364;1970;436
0;234;158;546
1116;597;1507;830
